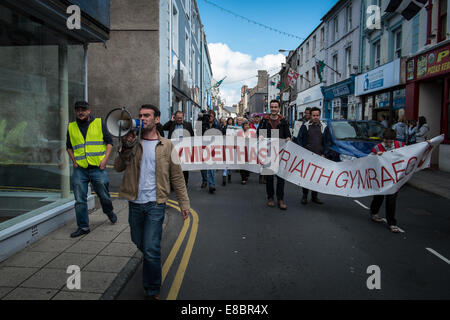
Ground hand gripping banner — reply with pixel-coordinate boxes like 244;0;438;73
171;135;444;198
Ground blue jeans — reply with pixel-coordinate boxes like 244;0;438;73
201;170;215;187
72;167;113;230
129;201;166;296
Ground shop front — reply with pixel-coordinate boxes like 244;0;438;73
294;83;324;120
355;59;405;126
405;42;450;171
0;0;110;261
322;75;357;120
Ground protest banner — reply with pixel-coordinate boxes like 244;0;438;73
171;135;444;197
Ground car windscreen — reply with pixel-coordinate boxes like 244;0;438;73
330;121;384;141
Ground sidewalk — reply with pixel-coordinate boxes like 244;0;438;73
407;168;450;200
0;199;149;300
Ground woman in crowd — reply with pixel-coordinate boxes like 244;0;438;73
409;116;429;144
237;120;255;185
392;117;408;143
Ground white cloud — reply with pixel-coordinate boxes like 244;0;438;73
208;43;285;106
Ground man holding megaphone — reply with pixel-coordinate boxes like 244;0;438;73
114;104;190;300
66;101;117;238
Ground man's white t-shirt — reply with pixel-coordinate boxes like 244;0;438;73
132;139;159;204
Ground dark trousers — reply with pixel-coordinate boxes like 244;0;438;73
183;171;189;185
370;193;398;226
240;170;250;181
266;175;285;201
303;188;318;199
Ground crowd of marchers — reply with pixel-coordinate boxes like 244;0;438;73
64;99;431;299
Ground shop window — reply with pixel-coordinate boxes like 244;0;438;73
0;4;85;229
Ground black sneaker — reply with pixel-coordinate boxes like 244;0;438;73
107;212;118;224
70;228;90;238
222;176;226;186
201;182;207;189
209;187;216;194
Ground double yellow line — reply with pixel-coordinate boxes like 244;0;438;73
109;193;199;300
164;200;199;300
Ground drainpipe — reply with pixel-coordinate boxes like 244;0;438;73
59;44;70;199
84;43;88;101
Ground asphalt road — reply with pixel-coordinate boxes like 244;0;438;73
114;170;450;300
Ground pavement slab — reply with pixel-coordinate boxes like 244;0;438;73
1;251;60;268
0;267;39;287
28;239;77;253
65;240;110;255
20;268;68;290
52;291;102;300
60;271;117;294
3;288;58;300
99;243;138;258
83;256;130;273
45;253;96;270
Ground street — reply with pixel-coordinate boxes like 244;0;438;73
114;170;450;300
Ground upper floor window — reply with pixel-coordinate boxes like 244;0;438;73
345;46;352;78
312;35;317;56
320;27;325;49
373;40;381;67
300;48;303;65
393;28;402;58
172;3;179;56
306;42;310;62
439;0;448;42
346;5;352;32
334;17;339;42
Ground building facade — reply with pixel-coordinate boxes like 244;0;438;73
89;0;213;127
321;0;362;120
0;0;110;261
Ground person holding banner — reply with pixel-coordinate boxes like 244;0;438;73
297;107;332;205
370;128;405;233
257;100;291;210
201;110;222;194
237;120;256;185
162;111;194;185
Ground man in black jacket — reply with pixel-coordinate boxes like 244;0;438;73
162;111;194;185
296;107;331;205
257;100;291;210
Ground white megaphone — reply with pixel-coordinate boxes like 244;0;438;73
105;107;144;138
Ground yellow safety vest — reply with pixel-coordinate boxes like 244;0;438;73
68;118;106;168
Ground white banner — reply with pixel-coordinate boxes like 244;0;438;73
171;135;444;197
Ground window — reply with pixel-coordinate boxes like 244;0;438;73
393;28;402;58
334;17;339;42
312;67;316;85
312;36;317;56
305;71;310;88
300;48;303;65
300;75;304;91
172;3;179;56
373;40;381;67
320;27;325;49
439;0;448;42
306;42;309;62
185;30;190;66
332;54;338;83
346;5;352;32
345;46;352;78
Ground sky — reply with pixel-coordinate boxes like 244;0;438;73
196;0;338;107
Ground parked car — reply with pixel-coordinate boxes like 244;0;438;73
325;119;385;161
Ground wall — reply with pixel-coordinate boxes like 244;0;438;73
88;0;160;122
418;81;442;165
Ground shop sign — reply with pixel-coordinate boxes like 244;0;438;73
407;43;450;82
355;59;401;96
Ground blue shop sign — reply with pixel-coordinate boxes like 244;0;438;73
321;75;355;100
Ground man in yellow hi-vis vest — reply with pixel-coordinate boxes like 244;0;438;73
66;101;117;238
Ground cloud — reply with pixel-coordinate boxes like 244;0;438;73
208;43;284;106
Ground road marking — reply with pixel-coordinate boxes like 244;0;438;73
166;199;199;300
163;202;191;282
354;200;370;210
426;248;450;265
